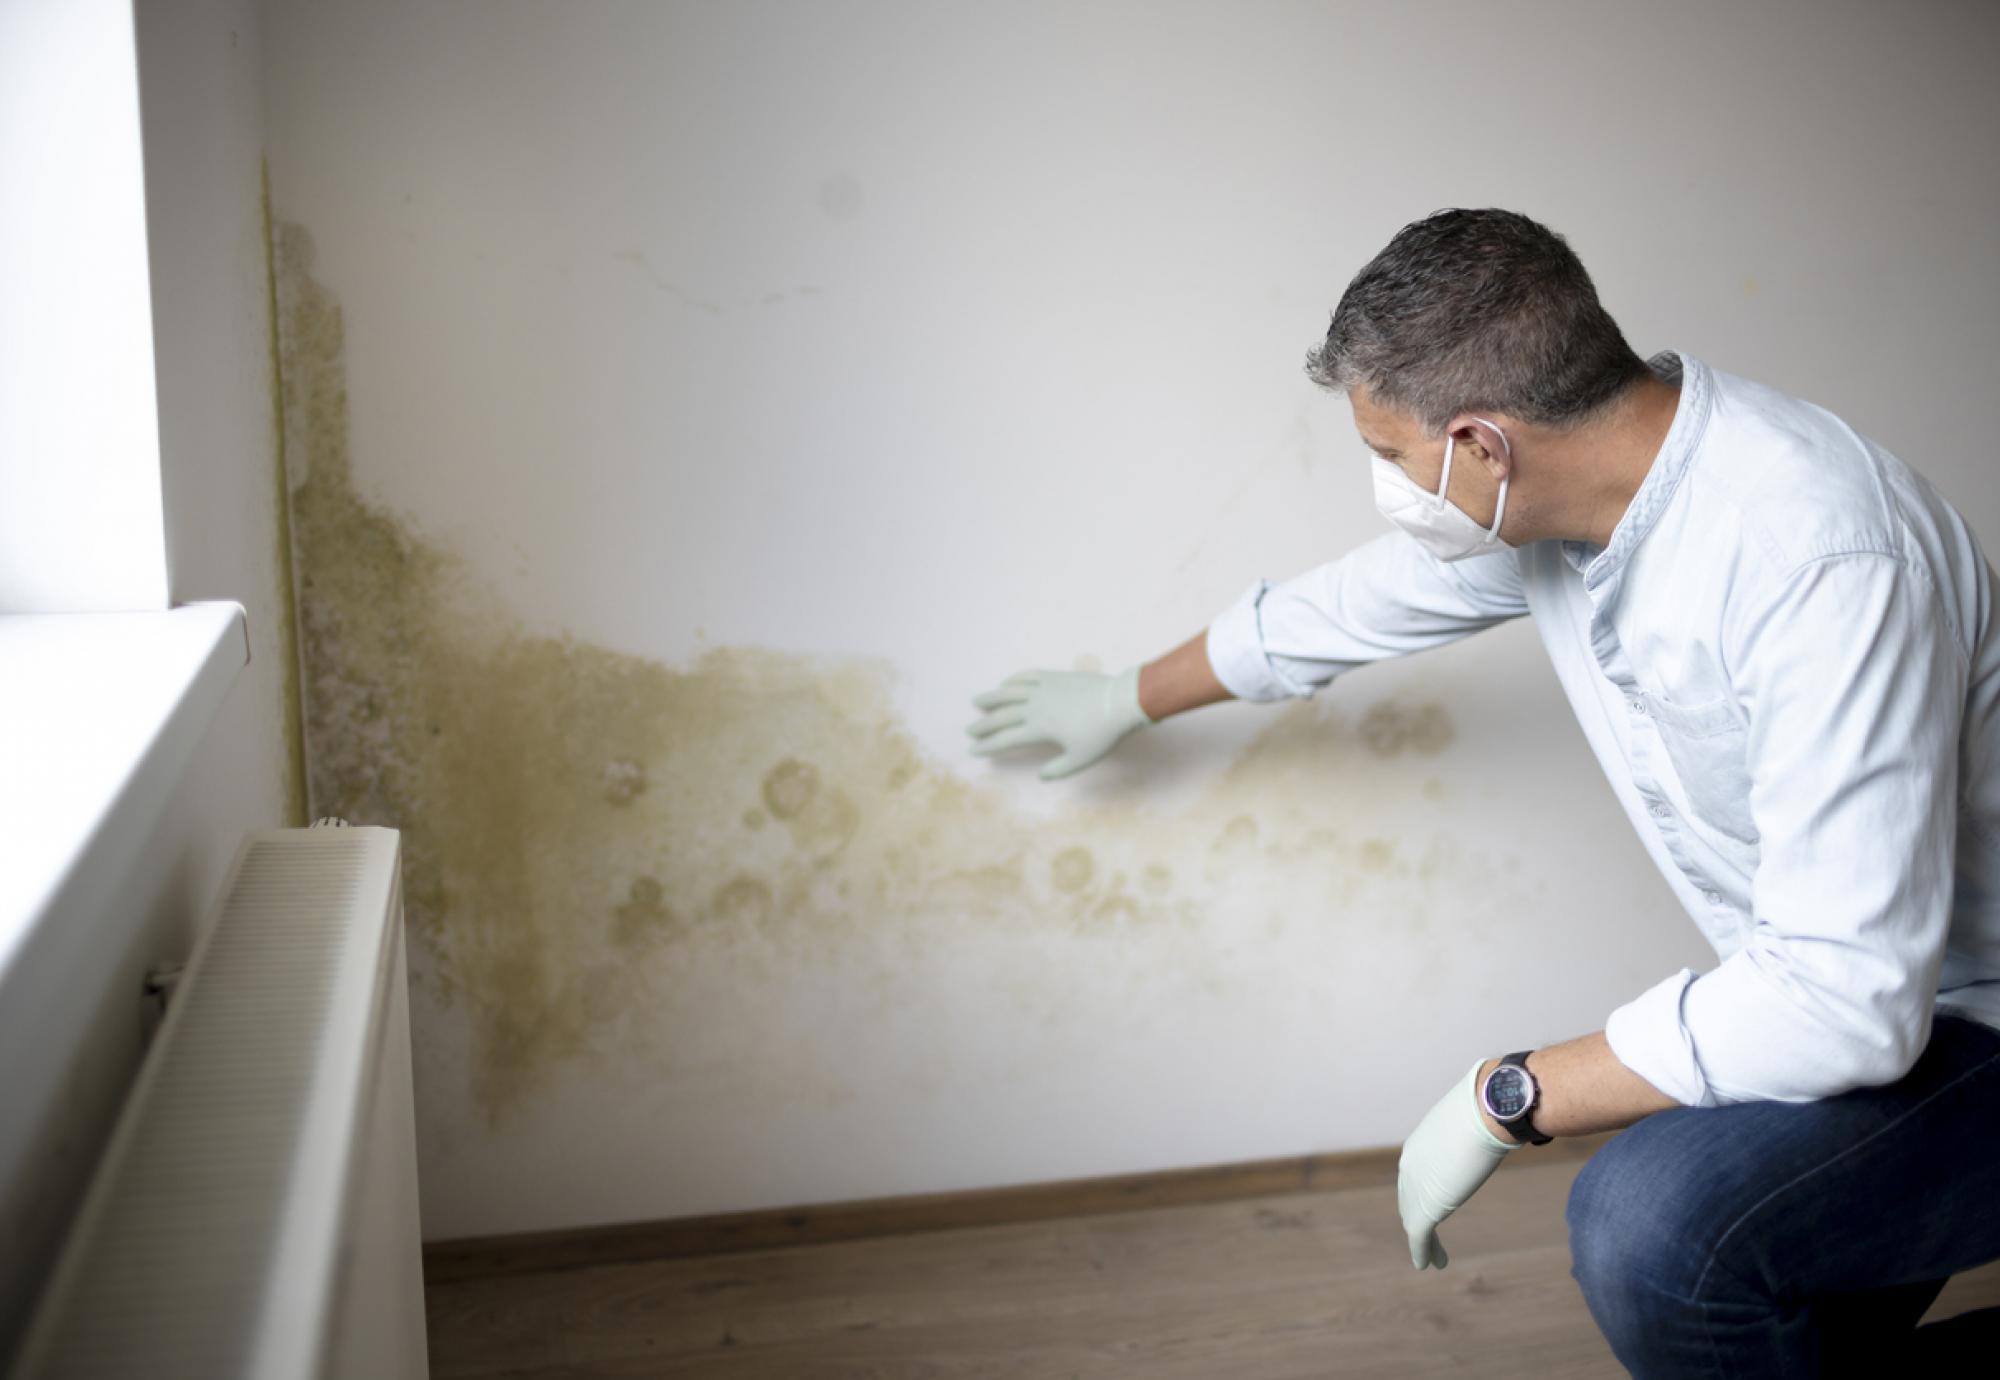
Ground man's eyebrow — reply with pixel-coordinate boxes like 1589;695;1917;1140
1357;432;1400;456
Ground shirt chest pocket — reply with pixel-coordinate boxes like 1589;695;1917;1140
1641;691;1759;846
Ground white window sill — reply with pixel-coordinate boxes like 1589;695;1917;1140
0;602;251;984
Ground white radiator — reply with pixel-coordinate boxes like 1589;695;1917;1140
8;824;428;1380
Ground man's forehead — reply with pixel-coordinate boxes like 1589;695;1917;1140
1348;385;1415;451
1349;383;1398;426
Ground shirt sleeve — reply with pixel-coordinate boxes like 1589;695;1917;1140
1604;552;1968;1108
1203;529;1530;702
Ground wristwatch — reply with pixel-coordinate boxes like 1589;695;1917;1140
1480;1050;1553;1145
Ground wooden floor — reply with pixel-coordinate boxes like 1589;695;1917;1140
425;1142;2000;1379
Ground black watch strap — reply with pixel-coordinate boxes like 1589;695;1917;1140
1495;1049;1553;1145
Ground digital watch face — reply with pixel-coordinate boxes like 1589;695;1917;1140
1486;1066;1530;1119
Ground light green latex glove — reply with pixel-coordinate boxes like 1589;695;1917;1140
1396;1057;1518;1271
964;665;1152;780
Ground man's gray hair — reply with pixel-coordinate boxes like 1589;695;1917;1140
1306;208;1650;433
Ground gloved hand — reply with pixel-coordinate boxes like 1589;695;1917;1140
1397;1058;1517;1270
965;665;1153;780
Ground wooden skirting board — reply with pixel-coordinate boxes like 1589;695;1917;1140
422;1130;1619;1286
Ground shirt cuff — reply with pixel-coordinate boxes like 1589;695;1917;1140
1204;579;1315;703
1603;966;1712;1109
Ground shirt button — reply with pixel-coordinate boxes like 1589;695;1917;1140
1705;890;1721;904
1650;804;1669;818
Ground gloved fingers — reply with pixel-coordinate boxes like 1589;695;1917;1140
965;708;1027;739
968;724;1048;757
1002;670;1043;687
1409;1226;1442;1270
972;685;1034;712
1038;752;1081;781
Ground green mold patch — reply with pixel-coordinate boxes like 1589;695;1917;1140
272;219;1472;1126
262;160;309;827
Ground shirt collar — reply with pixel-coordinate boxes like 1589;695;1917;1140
1572;350;1712;591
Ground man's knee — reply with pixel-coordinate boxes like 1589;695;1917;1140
1566;1138;1638;1293
1566;1121;1717;1306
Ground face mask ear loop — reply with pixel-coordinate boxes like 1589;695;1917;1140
1487;473;1510;539
1434;434;1455;510
1474;417;1512;540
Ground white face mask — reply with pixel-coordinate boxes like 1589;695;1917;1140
1371;418;1512;562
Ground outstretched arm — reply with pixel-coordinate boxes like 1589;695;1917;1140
1136;629;1234;721
969;529;1528;778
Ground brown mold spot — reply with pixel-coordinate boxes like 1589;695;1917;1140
710;875;775;927
1089;895;1142;925
936;861;1025;906
610;875;674;949
762;758;819;819
1357;699;1456;756
760;758;860;860
1212;815;1260;853
1050;847;1096;894
1358;837;1401;874
603;759;646;806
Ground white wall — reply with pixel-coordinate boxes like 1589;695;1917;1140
263;0;2000;1241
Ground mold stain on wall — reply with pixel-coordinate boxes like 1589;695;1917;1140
272;218;1484;1128
260;160;309;828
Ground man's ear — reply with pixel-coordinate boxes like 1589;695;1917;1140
1445;413;1513;482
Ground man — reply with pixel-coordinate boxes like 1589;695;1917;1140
966;208;2000;1373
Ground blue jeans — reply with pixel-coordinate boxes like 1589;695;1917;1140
1566;1009;2000;1377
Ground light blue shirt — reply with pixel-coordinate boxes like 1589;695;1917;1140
1205;352;2000;1108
